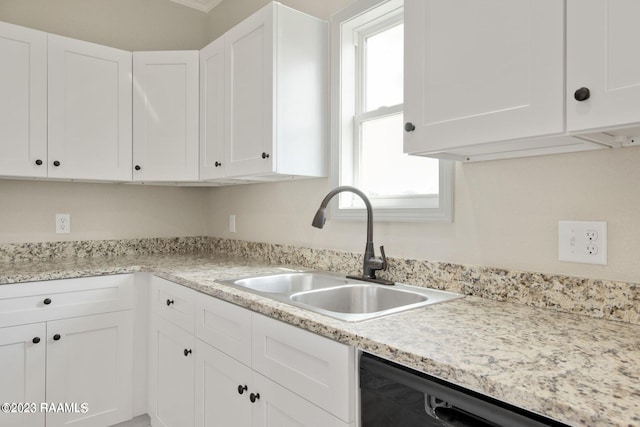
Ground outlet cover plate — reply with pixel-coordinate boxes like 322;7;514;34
55;213;71;234
559;220;607;265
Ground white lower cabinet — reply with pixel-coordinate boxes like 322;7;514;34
148;276;197;427
45;311;134;427
195;339;251;427
195;339;351;427
251;372;351;427
148;316;195;427
194;290;355;427
1;274;355;427
0;275;135;427
0;323;46;427
149;277;355;427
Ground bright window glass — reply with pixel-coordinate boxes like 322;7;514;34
331;0;453;222
360;113;439;197
364;23;404;112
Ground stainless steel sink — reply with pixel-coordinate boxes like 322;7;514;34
218;271;463;322
231;272;348;293
291;284;427;313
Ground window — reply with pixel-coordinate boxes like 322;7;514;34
331;0;453;221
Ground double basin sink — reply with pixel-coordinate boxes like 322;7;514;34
218;271;463;322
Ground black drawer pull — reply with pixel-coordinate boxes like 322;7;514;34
166;299;175;306
574;87;591;102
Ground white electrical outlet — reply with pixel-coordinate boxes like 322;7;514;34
55;214;71;234
229;214;236;233
559;221;607;265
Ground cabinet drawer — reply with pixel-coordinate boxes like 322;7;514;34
0;274;134;328
251;314;355;422
150;276;196;333
195;295;251;366
252;372;353;427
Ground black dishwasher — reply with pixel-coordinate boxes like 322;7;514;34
360;353;570;427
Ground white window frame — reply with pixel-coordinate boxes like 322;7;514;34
330;0;454;222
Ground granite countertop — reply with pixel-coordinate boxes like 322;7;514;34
1;252;639;427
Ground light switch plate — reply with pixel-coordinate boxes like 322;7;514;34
559;221;607;265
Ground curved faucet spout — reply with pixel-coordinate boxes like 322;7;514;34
312;186;373;243
311;186;392;284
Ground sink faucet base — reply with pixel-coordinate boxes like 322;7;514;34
346;275;394;286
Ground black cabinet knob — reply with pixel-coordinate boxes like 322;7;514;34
574;87;591;102
261;152;270;159
32;337;41;344
166;299;174;306
35;159;43;166
53;334;61;341
404;122;416;132
215;161;222;167
237;385;248;395
249;393;260;403
43;298;52;305
184;348;192;357
53;161;61;167
134;165;141;171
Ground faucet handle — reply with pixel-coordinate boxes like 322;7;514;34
379;245;388;271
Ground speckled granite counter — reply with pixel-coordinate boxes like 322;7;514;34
1;252;639;427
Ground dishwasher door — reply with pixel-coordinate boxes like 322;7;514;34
359;353;569;427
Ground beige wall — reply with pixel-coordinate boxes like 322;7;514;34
0;0;209;50
207;0;355;41
0;181;209;243
207;146;640;284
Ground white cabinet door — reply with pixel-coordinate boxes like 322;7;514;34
150;275;196;334
48;34;132;181
133;51;199;182
199;38;227;180
0;22;47;179
567;0;640;132
45;311;133;427
251;314;354;423
403;0;564;155
0;323;46;427
251;373;351;427
195;339;252;427
224;5;275;177
148;316;195;427
199;3;327;180
194;291;251;366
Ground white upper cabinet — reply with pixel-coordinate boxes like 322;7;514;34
225;5;275;177
200;2;328;181
567;0;640;133
48;34;132;181
403;0;640;161
404;0;568;160
0;22;47;178
199;37;226;180
133;51;199;182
